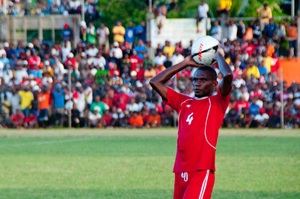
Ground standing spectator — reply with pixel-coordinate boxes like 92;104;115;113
52;84;65;127
256;3;272;28
113;21;126;43
155;2;167;34
18;86;34;117
62;23;73;42
90;95;107;116
97;23;110;49
87;22;97;44
211;20;222;41
196;0;209;33
10;89;21;114
217;0;232;17
134;39;147;60
253;19;262;39
264;18;277;41
285;20;298;58
136;20;146;43
79;21;87;42
37;86;50;126
125;22;136;48
228;20;237;41
236;20;245;40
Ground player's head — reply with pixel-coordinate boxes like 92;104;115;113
192;66;218;98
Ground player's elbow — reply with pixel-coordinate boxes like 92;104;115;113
149;77;158;87
224;73;233;83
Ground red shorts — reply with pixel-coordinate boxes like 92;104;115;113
174;170;215;199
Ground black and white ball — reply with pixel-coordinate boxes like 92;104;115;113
191;36;219;65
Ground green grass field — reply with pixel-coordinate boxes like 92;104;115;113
0;128;299;199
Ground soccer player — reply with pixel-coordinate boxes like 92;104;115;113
150;46;232;199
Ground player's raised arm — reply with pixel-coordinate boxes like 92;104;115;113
215;45;233;97
150;56;200;101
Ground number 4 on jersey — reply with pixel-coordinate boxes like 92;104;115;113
186;112;194;125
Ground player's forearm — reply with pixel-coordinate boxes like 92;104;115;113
215;52;233;82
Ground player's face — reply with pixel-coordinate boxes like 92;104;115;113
192;70;217;98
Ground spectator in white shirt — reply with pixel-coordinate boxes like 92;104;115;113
234;72;246;89
211;20;222;41
171;51;184;66
86;44;99;57
126;98;140;113
89;109;102;127
110;42;123;59
228;20;237;41
93;52;106;69
154;51;166;65
97;23;110;49
197;0;209;32
254;109;269;128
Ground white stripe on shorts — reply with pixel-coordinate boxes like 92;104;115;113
198;170;210;199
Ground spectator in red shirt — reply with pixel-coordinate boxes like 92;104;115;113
10;109;25;129
102;110;112;127
235;96;250;114
24;112;38;128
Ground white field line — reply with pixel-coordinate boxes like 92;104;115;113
0;137;94;148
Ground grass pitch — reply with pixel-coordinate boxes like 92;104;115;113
0;128;299;199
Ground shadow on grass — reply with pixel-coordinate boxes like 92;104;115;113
0;189;299;199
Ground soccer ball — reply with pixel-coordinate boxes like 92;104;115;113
191;36;219;65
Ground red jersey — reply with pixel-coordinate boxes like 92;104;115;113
165;87;230;173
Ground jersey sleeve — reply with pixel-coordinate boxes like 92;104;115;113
163;87;190;113
216;87;231;114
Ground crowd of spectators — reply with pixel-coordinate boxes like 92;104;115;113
0;1;299;129
1;0;99;23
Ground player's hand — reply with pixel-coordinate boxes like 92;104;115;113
215;44;225;58
185;55;203;67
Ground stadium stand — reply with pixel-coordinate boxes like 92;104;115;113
0;1;299;129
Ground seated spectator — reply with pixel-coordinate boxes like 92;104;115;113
235;96;250;114
102;110;112;127
10;109;25;129
163;40;175;58
24;112;38;128
126;98;139;113
148;110;161;127
268;110;281;128
254;109;269;128
154;51;166;66
89;109;102;128
224;109;239;128
129;111;144;128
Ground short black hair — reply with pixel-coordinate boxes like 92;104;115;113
195;66;217;81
